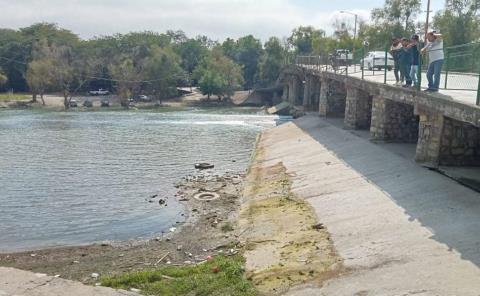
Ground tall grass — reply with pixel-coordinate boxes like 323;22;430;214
0;93;30;101
101;255;256;296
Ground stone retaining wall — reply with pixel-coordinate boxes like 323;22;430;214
326;80;346;117
371;97;419;143
439;117;480;166
344;87;372;129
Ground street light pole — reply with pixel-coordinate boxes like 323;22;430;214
354;14;358;43
340;10;358;46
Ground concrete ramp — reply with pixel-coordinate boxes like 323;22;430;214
0;267;138;296
231;90;265;106
267;101;291;115
257;115;480;295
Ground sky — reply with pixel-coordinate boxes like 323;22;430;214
0;0;444;42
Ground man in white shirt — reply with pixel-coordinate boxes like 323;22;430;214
421;31;444;92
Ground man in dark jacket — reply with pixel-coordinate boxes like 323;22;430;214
401;38;412;87
408;35;420;87
389;37;403;85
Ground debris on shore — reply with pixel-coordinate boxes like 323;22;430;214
0;172;246;285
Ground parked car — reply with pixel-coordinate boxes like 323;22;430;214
69;99;78;107
100;99;110;107
89;88;110;96
83;100;93;107
139;95;150;102
361;51;394;71
329;49;353;67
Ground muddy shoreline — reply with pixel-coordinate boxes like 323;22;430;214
0;127;343;295
0;171;247;285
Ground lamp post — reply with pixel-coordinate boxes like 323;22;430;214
340;10;359;70
340;10;358;45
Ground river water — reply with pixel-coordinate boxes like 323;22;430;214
0;108;287;252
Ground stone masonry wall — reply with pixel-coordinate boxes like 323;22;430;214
439;117;480;166
371;96;419;143
344;87;372;129
415;110;444;165
384;102;419;143
326;80;346;117
319;79;328;116
310;78;320;111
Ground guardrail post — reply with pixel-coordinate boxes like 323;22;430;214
417;52;422;91
361;46;365;80
444;48;450;89
476;69;480;105
384;47;388;84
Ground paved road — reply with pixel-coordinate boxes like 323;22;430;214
300;64;480;106
257;115;480;295
0;267;139;296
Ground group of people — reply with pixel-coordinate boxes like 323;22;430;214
389;31;444;92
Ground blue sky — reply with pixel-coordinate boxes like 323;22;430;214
0;0;445;41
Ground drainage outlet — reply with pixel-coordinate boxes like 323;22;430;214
193;192;220;201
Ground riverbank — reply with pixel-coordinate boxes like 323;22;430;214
0;172;246;285
0;88;253;111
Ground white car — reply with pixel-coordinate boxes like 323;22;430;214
139;95;150;102
361;51;394;71
89;88;110;96
331;49;353;66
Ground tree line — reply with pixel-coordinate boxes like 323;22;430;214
0;0;478;108
0;23;292;108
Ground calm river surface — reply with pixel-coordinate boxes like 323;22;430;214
0;108;287;252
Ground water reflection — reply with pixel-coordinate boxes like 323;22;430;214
0;108;288;251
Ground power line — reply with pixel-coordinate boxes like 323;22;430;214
0;54;188;83
86;74;187;84
0;56;27;65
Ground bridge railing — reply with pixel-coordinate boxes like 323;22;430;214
295;42;480;105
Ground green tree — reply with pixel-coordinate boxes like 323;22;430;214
143;45;184;103
258;37;285;85
0;29;28;91
194;49;243;100
0;67;7;86
26;58;54;104
166;30;187;44
236;35;263;89
109;58;142;106
221;38;237;60
359;0;421;49
288;26;325;55
0;23;79;92
371;0;421;33
433;0;480;46
32;41;77;109
174;38;208;78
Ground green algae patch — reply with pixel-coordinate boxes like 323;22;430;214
238;136;343;295
101;255;256;296
0;93;30;101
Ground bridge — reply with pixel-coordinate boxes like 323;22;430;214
266;63;480;169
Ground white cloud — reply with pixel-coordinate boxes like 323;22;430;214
0;0;372;41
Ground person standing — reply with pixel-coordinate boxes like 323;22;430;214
390;37;403;85
401;38;413;87
422;31;444;92
408;35;420;87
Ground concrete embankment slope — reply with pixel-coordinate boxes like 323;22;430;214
0;267;138;296
257;115;480;295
